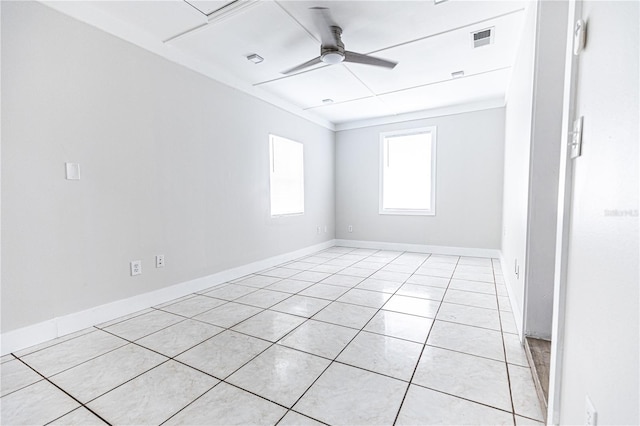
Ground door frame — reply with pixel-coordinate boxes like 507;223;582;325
547;0;582;423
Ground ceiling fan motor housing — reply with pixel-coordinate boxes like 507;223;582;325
321;26;345;64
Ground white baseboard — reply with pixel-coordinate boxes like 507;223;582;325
335;239;501;259
499;253;524;340
0;240;336;356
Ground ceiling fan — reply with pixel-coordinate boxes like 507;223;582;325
282;7;398;75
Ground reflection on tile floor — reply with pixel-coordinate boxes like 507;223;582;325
0;247;545;425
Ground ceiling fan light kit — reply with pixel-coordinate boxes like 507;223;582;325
321;51;344;64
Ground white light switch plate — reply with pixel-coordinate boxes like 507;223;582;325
571;116;583;159
65;163;80;180
573;19;586;55
586;395;597;425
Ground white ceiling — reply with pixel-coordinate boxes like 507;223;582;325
48;0;527;128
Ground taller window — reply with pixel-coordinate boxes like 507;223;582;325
379;127;436;215
269;134;304;216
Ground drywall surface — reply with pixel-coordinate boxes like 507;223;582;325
523;1;568;339
501;2;537;328
335;108;505;249
1;1;335;333
558;1;639;424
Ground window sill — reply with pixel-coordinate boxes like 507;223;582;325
379;209;435;216
271;212;305;218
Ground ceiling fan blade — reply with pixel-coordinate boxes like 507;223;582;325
282;56;323;75
310;7;339;46
344;51;397;69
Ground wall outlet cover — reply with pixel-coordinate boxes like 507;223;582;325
130;260;142;276
65;163;81;180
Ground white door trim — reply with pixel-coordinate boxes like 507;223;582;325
547;0;582;423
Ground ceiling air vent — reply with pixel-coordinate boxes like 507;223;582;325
472;28;494;48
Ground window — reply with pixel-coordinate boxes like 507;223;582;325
379;127;436;215
269;134;304;216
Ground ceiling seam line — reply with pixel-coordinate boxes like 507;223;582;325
367;7;526;56
251;7;525;87
342;65;399;116
165;0;262;44
253;64;333;87
163;22;208;44
182;0;208;17
273;1;321;44
303;67;511;111
375;66;512;98
302;95;377;111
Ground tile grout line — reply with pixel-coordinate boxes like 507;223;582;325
6;247;514;425
11;327;131;388
155;248;455;424
135;248;382;365
198;247;375;425
492;258;518;426
408;381;521;417
157;246;392;425
9;327;187;419
14;356;114;426
264;248;419;422
95;250;398;424
271;248;405;420
234;250;372;426
2;248;348;423
391;253;457;426
391;256;514;423
10;327;107;359
97;327;279;424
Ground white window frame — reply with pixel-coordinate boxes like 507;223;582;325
379;126;437;216
269;134;305;217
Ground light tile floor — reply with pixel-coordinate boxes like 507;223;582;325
1;247;545;425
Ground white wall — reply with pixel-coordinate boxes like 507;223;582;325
501;2;537;334
557;1;639;423
1;1;335;333
523;1;568;340
335;108;505;251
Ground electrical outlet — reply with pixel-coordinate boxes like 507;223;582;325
316;226;321;234
130;260;142;276
586;395;597;426
324;225;327;233
65;163;81;180
156;255;165;268
514;259;520;280
348;225;353;233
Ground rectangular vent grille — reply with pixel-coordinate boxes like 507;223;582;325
472;28;494;48
474;29;491;41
